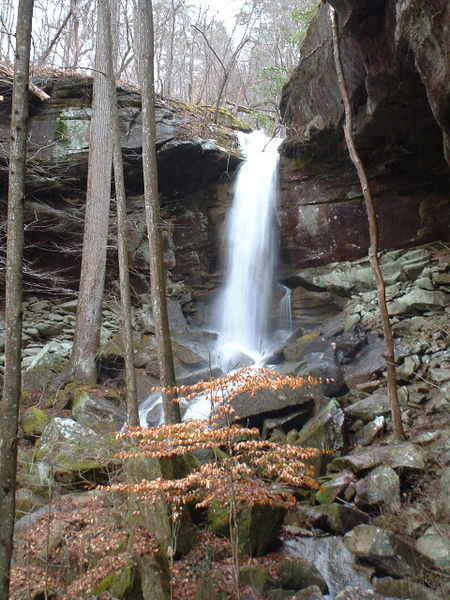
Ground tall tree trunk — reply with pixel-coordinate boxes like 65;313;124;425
0;1;34;596
70;0;113;383
329;5;406;441
135;0;180;424
107;0;139;426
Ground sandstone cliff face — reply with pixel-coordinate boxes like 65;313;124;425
279;0;449;275
0;75;241;297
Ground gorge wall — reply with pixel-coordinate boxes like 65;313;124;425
0;74;243;312
279;0;449;277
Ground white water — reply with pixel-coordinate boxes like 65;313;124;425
215;131;283;371
279;284;293;331
140;130;286;427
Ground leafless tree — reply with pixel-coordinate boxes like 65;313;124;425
106;0;139;426
135;0;180;424
69;0;113;383
329;5;405;441
0;1;34;596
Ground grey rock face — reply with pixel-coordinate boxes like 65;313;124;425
344;525;426;578
283;536;372;598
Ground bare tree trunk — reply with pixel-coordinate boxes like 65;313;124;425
0;2;34;595
329;5;405;441
106;0;139;426
70;0;113;383
135;0;180;425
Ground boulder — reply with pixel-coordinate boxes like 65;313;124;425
315;471;355;505
354;465;400;509
283;536;372;598
389;289;449;315
374;576;442;600
344;525;426;577
208;502;285;556
20;407;51;437
436;467;450;522
328;442;425;475
416;524;450;570
295;400;345;474
35;417;118;479
292;586;325;600
345;389;390;423
277;557;328;594
286;503;368;535
72;387;125;433
239;565;270;592
354;417;385;447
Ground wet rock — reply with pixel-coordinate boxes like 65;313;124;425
374;576;441;600
416;524;450;569
283;536;372;598
277;557;328;593
328;442;425;475
283;330;323;362
355;466;400;509
344;525;425;577
334;588;383;600
343;336;387;387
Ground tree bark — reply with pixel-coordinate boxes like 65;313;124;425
329;5;406;441
0;1;34;596
70;0;113;383
135;0;180;425
106;0;139;426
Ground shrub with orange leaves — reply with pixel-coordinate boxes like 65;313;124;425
110;367;324;512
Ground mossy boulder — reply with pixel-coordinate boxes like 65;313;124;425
95;563;142;599
239;565;271;591
15;487;46;517
72;388;125;433
208;502;286;556
20;407;51;437
35;417;118;480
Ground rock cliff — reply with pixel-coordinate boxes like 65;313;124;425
0;74;243;298
279;0;449;274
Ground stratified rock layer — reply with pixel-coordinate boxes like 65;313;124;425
279;0;450;274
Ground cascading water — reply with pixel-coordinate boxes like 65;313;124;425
215;130;283;371
140;130;287;427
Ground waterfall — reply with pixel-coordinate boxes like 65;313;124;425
279;284;293;332
216;130;283;370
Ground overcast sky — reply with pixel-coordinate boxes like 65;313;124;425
199;0;242;27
